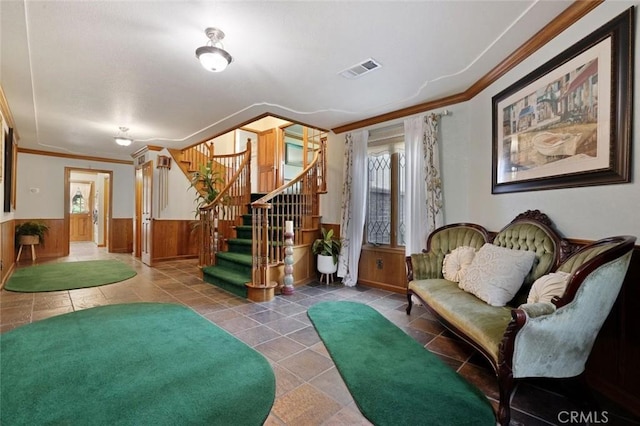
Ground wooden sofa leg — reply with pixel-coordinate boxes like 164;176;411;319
497;375;516;426
406;292;413;314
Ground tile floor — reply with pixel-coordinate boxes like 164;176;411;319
1;242;639;426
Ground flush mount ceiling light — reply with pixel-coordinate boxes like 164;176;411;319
196;27;233;72
114;126;133;147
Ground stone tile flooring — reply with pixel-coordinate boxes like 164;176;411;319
1;243;639;425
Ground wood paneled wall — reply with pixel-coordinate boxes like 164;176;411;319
110;218;133;253
1;220;15;285
587;245;640;416
14;219;66;260
151;219;198;261
358;246;406;293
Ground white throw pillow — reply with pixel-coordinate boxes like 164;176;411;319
459;243;537;307
527;271;571;304
442;246;477;282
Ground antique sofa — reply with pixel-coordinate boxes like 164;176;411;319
405;210;636;425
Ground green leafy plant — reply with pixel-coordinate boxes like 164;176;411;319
312;228;342;264
15;221;50;246
189;160;225;216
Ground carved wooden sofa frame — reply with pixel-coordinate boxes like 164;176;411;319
405;210;636;425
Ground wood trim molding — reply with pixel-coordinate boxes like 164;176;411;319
0;85;19;140
331;0;604;134
130;145;164;159
18;147;134;165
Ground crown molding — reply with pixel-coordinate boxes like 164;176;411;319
18;147;134;165
332;0;604;135
130;145;164;159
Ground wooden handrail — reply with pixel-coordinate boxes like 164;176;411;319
250;140;325;287
197;142;252;266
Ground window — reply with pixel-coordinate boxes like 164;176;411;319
70;182;92;214
366;125;405;247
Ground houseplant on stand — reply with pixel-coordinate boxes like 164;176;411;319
312;228;342;284
15;221;49;261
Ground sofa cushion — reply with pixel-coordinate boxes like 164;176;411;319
409;279;513;362
459;243;536;307
527;272;571;304
442;246;476;282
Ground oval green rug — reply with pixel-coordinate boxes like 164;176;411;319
0;303;276;425
5;260;137;292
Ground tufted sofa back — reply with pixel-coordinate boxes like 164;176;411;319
410;223;489;280
493;219;562;306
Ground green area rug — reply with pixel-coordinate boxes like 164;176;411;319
5;259;137;292
0;303;275;425
307;301;495;426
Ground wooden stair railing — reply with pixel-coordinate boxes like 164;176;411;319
250;138;326;289
198;142;252;267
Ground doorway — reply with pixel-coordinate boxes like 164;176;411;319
64;167;113;256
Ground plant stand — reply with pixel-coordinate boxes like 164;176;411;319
317;254;337;285
17;235;39;262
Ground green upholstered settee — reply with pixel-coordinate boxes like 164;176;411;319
405;210;636;426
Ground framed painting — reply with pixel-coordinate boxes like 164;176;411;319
492;7;633;194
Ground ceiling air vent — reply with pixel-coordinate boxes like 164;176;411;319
339;58;382;79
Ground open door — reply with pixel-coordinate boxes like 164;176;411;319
257;128;281;192
64;167;113;256
140;160;153;266
69;181;94;242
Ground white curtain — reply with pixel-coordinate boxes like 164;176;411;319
337;130;368;286
404;114;444;255
70;182;92;213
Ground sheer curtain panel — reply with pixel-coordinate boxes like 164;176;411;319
337;130;368;286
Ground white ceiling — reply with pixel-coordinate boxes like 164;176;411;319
1;0;573;161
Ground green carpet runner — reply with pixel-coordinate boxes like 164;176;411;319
307;301;496;425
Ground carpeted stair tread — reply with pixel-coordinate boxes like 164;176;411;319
226;238;253;247
215;251;253;266
202;266;250;285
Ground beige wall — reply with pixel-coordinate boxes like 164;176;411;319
328;1;640;240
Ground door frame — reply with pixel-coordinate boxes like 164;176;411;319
63;167;113;256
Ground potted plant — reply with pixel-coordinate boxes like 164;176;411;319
189;160;225;215
15;221;49;247
312;228;342;275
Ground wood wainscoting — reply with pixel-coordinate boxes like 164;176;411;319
1;220;16;286
14;219;66;260
358;245;407;293
110;218;133;254
587;244;640;416
151;219;198;262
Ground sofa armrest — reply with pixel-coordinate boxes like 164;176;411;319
407;252;442;281
517;302;556;318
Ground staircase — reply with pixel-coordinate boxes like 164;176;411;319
170;128;328;301
201;192;308;298
201;193;263;298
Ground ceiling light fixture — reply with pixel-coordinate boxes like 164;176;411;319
195;27;233;72
114;127;133;147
